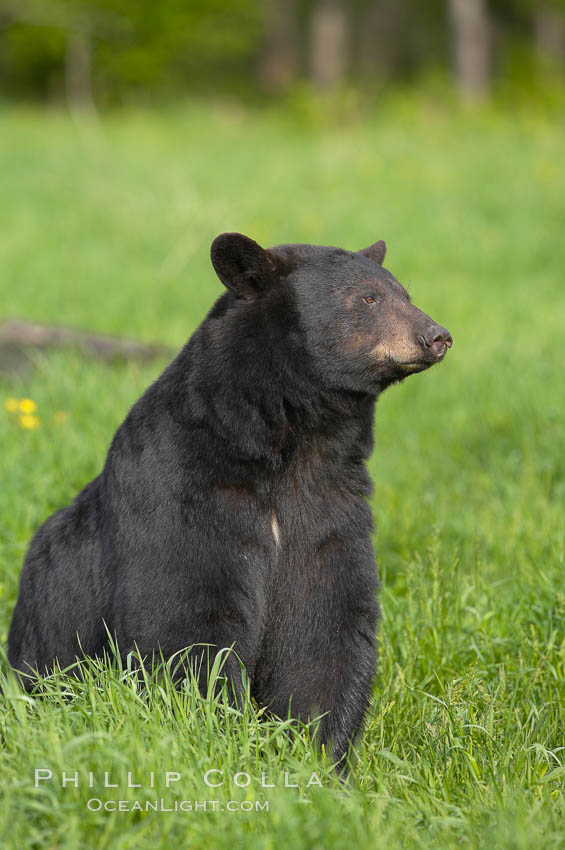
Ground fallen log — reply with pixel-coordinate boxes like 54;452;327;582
0;318;173;376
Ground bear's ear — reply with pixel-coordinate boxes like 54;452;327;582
210;232;277;299
358;240;386;266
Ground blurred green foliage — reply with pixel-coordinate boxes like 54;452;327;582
0;0;564;104
0;0;264;102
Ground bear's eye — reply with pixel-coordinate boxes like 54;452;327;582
362;296;377;305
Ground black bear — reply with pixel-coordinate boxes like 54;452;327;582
8;233;452;763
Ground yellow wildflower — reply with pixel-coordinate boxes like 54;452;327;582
19;398;37;414
19;414;40;430
5;398;19;413
54;411;68;425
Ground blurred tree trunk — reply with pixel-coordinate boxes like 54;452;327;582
259;0;299;92
309;0;349;90
448;0;492;100
65;20;95;110
356;0;404;79
535;6;565;64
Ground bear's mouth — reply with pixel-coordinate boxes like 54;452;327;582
398;359;432;373
399;351;448;372
377;354;436;373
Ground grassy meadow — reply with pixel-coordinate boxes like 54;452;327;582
0;100;564;849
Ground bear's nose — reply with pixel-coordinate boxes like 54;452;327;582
421;325;453;356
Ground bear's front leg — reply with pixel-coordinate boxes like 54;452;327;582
254;531;380;766
315;603;379;766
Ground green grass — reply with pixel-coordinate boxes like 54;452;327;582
1;100;564;849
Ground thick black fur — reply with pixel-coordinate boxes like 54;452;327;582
8;233;451;763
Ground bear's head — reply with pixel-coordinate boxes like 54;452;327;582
211;232;452;394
